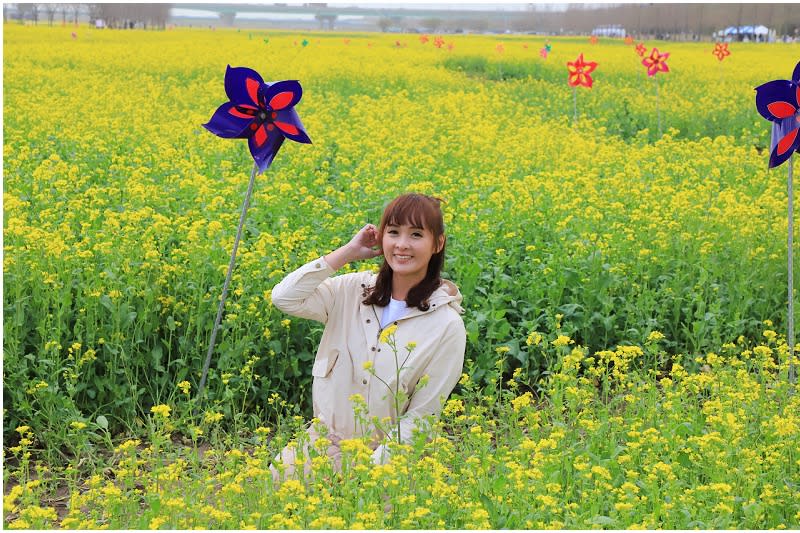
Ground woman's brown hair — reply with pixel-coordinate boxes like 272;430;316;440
362;193;446;311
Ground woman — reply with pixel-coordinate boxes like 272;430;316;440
270;193;466;479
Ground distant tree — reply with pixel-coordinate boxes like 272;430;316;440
511;13;536;33
88;4;170;30
420;17;442;32
20;4;41;25
378;16;391;32
465;17;489;33
43;3;57;25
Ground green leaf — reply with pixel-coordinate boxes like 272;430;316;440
96;415;108;430
590;515;616;527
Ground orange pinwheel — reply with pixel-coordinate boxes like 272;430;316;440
420;34;429;44
624;35;634;45
590;35;598;44
712;42;730;62
567;53;598;88
642;48;669;77
433;36;444;48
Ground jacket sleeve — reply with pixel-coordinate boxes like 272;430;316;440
372;317;466;464
270;257;338;324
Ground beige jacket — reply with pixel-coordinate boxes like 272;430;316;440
271;257;466;455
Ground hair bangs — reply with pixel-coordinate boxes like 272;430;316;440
380;194;442;233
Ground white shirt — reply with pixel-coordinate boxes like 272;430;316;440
380;297;408;328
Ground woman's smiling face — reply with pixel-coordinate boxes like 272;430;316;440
382;223;441;282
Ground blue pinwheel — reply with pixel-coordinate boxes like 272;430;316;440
204;65;311;172
755;61;800;168
197;65;311;403
755;60;800;384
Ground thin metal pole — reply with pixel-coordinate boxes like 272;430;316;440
656;76;661;137
789;155;796;384
197;162;259;402
573;86;577;124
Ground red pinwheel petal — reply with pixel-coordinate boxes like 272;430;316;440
768;117;800;168
755;80;798;123
269;92;295;110
223;65;266;108
273;108;312;144
568;73;579;87
777;128;799;156
228;106;257;119
262;80;303;111
767;101;798;119
203;102;254;139
246;78;261;107
248;131;286;173
274;121;299;136
254;124;268;147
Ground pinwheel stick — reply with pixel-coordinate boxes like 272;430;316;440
789;155;797;383
573;87;577;124
655;76;662;137
197;162;259;402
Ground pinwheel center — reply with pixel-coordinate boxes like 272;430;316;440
247;108;279;132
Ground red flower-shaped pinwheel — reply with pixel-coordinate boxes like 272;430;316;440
712;42;730;62
755;62;800;168
642;48;669;77
635;43;647;57
434;36;444;48
203;65;311;172
567;53;598;88
420;34;429;44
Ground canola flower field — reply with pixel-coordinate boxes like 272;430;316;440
3;24;800;528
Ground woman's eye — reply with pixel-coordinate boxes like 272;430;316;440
412;232;422;238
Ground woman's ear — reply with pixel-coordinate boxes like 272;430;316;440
435;234;446;253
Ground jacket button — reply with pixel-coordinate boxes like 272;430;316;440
366;319;371;323
362;378;368;385
315;262;321;268
371;346;376;351
377;348;381;352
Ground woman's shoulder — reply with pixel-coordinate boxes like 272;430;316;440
330;268;378;290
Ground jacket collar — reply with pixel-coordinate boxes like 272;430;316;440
363;273;464;318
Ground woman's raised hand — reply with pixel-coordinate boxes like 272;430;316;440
324;224;383;270
347;224;383;261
